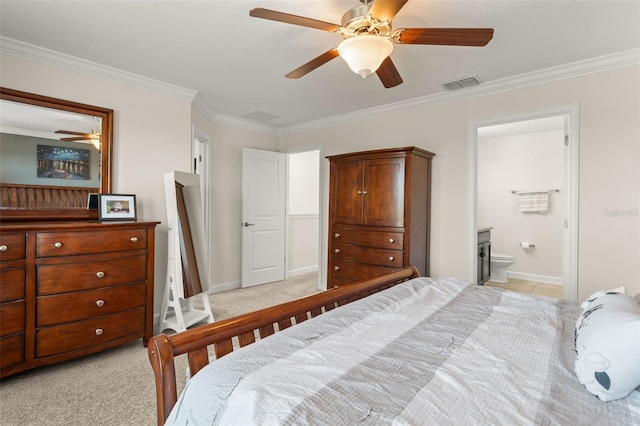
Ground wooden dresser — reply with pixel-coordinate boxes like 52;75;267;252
0;220;158;378
327;147;434;287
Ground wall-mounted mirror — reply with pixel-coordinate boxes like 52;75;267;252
0;88;113;220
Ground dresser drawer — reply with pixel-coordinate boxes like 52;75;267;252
37;229;147;257
37;254;146;295
332;243;403;268
0;334;24;369
37;282;146;327
0;300;25;337
329;260;399;283
36;307;145;358
0;267;25;303
332;227;404;250
0;233;26;262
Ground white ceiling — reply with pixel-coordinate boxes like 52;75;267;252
1;1;639;129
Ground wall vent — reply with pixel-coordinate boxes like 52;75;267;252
241;110;279;122
442;75;483;91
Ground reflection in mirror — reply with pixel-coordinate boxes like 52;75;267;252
0;88;113;220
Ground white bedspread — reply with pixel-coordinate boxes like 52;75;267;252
166;277;640;425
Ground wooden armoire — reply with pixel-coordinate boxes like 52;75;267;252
327;146;435;287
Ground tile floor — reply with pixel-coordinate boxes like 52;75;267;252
485;277;563;298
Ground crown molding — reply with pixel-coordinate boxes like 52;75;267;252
279;48;640;135
191;94;278;134
0;37;197;102
3;36;637;135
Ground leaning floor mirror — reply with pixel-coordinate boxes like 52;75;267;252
159;171;214;333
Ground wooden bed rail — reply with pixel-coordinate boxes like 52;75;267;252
148;266;420;425
0;183;97;209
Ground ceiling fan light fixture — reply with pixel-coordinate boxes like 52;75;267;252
338;35;393;78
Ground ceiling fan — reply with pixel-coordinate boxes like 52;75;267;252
55;129;101;142
249;0;494;88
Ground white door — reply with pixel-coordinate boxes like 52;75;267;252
241;148;286;287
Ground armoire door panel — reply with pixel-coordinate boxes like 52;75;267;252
363;158;405;227
331;160;363;225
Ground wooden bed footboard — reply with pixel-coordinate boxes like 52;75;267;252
148;266;420;425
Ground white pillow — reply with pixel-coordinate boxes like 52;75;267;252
574;290;640;401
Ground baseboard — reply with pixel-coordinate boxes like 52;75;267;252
208;280;241;294
288;266;319;277
507;271;563;285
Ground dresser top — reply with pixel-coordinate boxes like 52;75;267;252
0;219;160;231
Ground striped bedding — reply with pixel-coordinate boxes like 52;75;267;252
166;277;640;425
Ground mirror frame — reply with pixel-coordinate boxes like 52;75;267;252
0;87;113;221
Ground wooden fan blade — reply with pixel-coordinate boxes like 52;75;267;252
396;28;494;46
55;130;86;136
60;137;89;142
285;48;340;79
368;0;408;22
250;8;340;32
376;57;403;88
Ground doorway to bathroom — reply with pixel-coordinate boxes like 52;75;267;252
470;105;579;301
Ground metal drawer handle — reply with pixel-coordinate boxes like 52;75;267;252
0;245;7;252
334;233;340;238
96;271;105;279
95;328;104;336
334;266;340;271
54;242;63;248
334;248;340;253
389;238;395;243
96;300;105;307
389;256;395;261
130;237;138;243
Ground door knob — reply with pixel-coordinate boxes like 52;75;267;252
243;222;255;227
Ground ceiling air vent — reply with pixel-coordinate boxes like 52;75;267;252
241;110;279;122
442;75;483;91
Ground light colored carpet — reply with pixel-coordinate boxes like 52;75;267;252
0;272;319;426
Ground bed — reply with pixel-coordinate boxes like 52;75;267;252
148;266;640;425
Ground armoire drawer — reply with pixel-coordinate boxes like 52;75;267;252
332;243;404;268
0;233;26;262
0;300;25;336
332;227;404;250
36;307;145;358
329;261;399;283
0;334;25;369
37;228;147;257
37;282;146;327
0;267;26;302
37;254;146;295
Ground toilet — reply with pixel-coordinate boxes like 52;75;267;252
490;252;515;283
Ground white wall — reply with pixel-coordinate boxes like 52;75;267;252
478;129;564;279
279;65;640;301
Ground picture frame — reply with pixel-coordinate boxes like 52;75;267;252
87;193;99;210
98;194;137;220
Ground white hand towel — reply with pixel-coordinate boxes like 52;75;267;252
518;191;549;213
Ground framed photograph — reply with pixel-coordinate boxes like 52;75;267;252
98;194;136;220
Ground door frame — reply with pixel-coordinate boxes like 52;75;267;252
284;145;324;290
468;104;579;301
192;125;212;286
